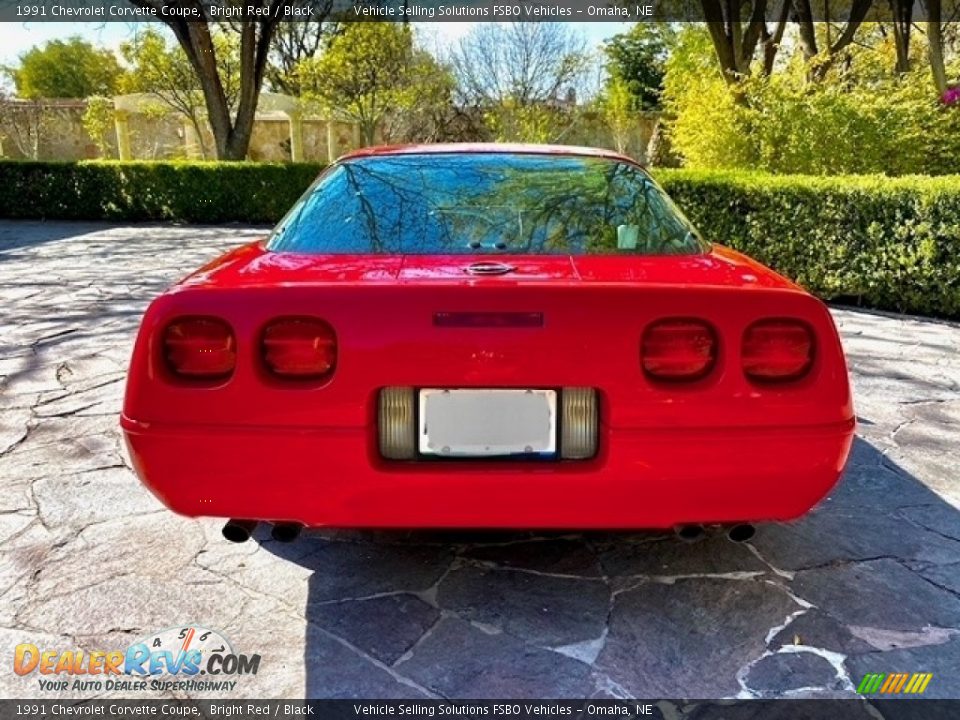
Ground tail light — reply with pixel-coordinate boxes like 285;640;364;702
262;317;336;379
163;317;235;379
379;387;416;459
642;319;717;381
742;319;815;382
560;388;598;459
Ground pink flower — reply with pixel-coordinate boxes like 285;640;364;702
942;86;960;106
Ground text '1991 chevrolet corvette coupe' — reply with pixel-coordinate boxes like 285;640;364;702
122;144;855;538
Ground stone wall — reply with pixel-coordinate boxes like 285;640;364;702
0;98;660;163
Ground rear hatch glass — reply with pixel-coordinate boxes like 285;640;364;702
268;152;707;256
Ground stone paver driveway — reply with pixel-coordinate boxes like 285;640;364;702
1;221;958;700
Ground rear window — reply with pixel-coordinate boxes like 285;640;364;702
267;153;707;256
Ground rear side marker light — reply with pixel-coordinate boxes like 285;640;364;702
742;319;815;382
642;319;717;381
560;388;598;460
163;317;236;379
262;317;337;379
379;387;416;460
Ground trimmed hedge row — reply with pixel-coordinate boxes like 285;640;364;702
656;170;960;319
1;160;958;317
0;161;323;224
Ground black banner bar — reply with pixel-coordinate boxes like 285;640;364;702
0;0;956;23
3;700;960;720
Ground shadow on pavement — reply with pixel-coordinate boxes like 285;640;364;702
258;437;960;700
0;220;118;257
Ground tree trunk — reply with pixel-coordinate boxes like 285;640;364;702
761;0;790;76
924;0;948;95
704;21;741;84
806;0;873;81
143;11;284;161
791;0;819;60
891;0;914;74
701;1;770;85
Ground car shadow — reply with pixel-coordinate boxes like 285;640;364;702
259;436;960;701
0;220;117;258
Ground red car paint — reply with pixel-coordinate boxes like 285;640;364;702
122;145;855;529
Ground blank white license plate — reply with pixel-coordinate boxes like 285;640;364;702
418;389;557;457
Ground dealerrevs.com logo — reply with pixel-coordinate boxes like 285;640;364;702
14;624;260;693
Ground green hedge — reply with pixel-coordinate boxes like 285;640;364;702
1;161;958;317
657;169;960;318
0;161;323;224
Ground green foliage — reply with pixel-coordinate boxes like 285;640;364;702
656;169;960;318
10;37;123;99
484;100;562;143
597;77;638;153
662;27;960;176
0;161;322;224
602;23;674;110
81;97;115;158
298;24;451;146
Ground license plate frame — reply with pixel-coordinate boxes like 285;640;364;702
418;388;557;458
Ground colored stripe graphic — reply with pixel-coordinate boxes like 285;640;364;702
904;674;920;694
858;672;932;694
857;674;885;694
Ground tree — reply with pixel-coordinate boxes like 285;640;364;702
662;23;960;175
10;37;123;99
0;95;52;159
82;97;115;158
786;0;874;80
450;23;589;107
380;49;459;143
598;78;635;153
266;14;338;96
298;23;451;146
449;23;589;142
120;28;241;160
125;3;294;160
602;23;675;110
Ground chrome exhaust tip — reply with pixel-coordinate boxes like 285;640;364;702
222;519;257;543
728;524;756;543
675;524;705;542
270;523;303;543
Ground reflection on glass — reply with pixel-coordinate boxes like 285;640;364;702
268;153;708;256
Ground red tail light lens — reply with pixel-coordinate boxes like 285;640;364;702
742;319;814;382
642;319;717;381
262;317;337;379
163;317;236;379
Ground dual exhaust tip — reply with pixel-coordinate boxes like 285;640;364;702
675;523;756;543
222;520;302;544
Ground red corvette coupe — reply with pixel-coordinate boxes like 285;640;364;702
122;144;855;541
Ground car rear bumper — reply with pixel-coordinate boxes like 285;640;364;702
121;415;855;529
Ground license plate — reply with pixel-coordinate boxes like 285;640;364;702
418;389;557;457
